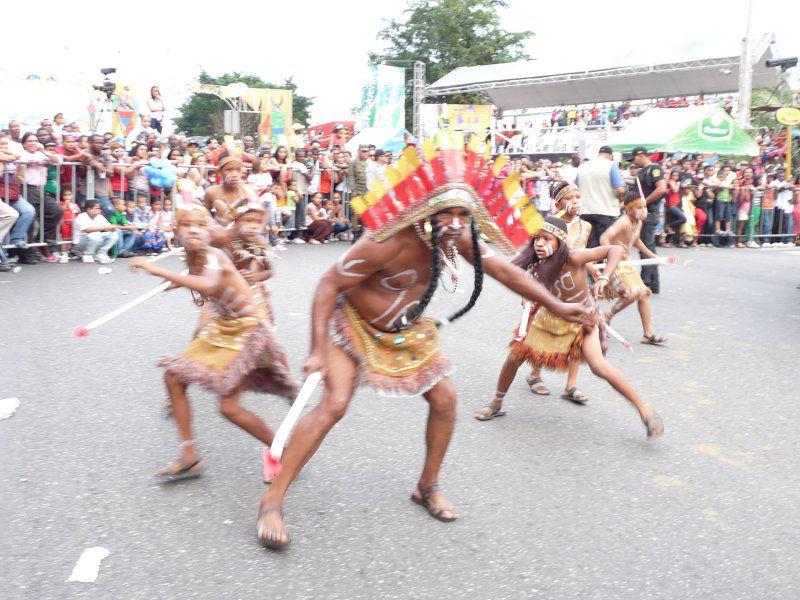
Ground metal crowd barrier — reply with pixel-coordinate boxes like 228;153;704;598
1;160;356;251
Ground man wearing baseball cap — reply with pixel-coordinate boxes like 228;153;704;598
576;145;627;247
630;147;667;293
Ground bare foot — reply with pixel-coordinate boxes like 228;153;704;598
411;484;460;522
256;504;290;549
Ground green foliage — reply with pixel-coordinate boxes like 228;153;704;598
370;0;533;128
173;71;314;137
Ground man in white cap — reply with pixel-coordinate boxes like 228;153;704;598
288;123;304;151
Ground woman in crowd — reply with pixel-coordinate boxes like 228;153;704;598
304;191;333;244
17;132;64;260
147;86;166;133
130;143;152;201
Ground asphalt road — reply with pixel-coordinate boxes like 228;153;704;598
2;243;799;599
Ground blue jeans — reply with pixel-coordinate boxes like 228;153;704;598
9;197;36;244
116;229;137;253
332;221;351;235
783;213;794;244
759;209;774;243
74;231;118;256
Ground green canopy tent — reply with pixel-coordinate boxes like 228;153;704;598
609;105;759;156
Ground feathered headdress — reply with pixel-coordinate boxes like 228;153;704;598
350;134;543;254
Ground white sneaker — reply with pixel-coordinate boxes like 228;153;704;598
292;238;306;244
746;241;759;248
95;253;111;264
58;252;69;263
82;255;95;263
762;242;771;247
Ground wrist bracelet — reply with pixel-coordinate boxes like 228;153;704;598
596;275;609;282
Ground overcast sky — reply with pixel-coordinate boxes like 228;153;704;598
1;0;797;127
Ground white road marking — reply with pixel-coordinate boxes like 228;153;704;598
67;547;110;583
0;397;19;420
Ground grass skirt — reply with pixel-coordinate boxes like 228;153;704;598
332;301;454;397
509;306;584;371
159;307;299;399
603;265;651;300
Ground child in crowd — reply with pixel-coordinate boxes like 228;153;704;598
57;187;80;263
108;197;140;257
133;196;163;254
153;197;175;250
760;174;776;246
330;192;352;241
679;182;697;246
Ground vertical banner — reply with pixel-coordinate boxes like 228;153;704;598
359;65;405;129
258;89;292;146
112;82;138;138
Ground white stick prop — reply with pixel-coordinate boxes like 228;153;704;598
147;247;183;263
73;269;188;337
263;372;322;479
515;301;531;341
604;322;633;351
596;256;678;269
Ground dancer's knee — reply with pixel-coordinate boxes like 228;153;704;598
426;380;457;416
319;394;350;423
588;359;610;379
219;398;241;420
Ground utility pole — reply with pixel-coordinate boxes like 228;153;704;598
737;0;754;128
413;61;426;141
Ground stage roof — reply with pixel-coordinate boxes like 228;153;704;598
427;41;781;111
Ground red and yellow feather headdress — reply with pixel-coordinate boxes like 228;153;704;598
350;134;543;254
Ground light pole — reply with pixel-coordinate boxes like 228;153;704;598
737;0;753;128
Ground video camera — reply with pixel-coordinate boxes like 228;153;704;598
93;67;117;99
765;57;798;71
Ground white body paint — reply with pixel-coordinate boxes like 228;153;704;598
553;271;585;302
368;269;421;327
336;254;367;278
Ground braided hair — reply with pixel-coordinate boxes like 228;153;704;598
392;217;443;330
445;219;484;324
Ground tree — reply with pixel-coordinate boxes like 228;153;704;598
173;71;314;137
370;0;533;129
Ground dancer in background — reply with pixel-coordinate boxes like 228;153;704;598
131;205;298;481
525;182;594;402
600;192;667;345
475;217;663;440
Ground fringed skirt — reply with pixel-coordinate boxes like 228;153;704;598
332;301;454;397
603;265;651;300
159;307;300;399
509;306;584;371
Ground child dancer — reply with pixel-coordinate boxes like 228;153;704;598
600;193;667;345
130;205;299;481
526;182;593;402
475;216;663;438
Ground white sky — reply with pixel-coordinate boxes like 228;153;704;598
1;0;797;129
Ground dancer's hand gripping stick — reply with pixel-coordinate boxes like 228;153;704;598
514;301;531;341
263;371;322;481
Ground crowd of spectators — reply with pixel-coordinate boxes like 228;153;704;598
0;111;393;270
495;148;799;250
2;94;796;273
